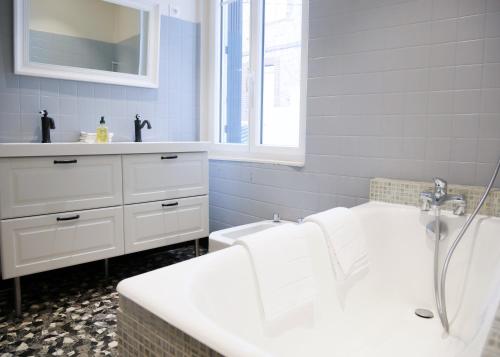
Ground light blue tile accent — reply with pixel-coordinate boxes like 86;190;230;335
40;78;59;96
40;96;59;115
0;92;20;113
20;94;39;114
19;77;40;94
59;81;77;97
0;113;21;135
0;0;200;143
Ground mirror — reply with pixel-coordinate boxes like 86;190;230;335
14;0;160;88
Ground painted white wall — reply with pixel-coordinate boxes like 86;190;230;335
30;0;119;42
30;0;201;43
157;0;200;23
30;0;146;43
114;6;140;43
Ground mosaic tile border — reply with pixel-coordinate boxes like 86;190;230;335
117;295;223;357
369;177;500;217
369;177;500;357
483;316;500;357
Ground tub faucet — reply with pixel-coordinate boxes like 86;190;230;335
273;213;281;223
40;110;55;143
420;177;467;215
134;114;152;142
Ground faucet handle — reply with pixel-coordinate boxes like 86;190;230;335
451;195;467;216
135;114;141;120
420;192;432;211
433;177;447;189
433;177;448;198
453;202;466;216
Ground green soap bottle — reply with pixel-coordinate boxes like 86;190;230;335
96;116;109;144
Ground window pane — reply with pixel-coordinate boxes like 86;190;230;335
260;0;302;147
219;0;251;144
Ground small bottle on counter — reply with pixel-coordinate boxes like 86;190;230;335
96;116;109;143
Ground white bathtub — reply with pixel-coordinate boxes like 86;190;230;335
117;202;500;357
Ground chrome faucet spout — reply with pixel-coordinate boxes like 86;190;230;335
419;178;466;215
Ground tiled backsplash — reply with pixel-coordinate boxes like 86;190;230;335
370;177;500;216
0;0;200;143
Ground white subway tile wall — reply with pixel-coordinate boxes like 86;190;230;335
0;0;200;143
209;0;500;232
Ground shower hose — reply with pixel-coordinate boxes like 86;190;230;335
434;156;500;333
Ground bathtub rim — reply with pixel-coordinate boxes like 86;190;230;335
117;245;272;357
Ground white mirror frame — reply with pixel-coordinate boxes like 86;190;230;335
14;0;161;88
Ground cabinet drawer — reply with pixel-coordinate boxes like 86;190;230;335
0;156;123;219
0;206;124;279
124;196;208;254
122;152;208;204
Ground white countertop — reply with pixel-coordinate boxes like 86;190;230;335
0;141;210;157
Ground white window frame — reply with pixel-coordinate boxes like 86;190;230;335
201;0;309;167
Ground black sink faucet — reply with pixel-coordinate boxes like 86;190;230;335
40;110;55;143
134;114;152;142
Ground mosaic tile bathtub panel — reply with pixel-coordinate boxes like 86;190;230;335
483;316;500;357
118;296;223;357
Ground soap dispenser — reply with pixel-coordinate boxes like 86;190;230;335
40;110;55;143
96;116;109;143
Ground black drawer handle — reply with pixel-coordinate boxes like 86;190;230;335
161;155;178;160
54;159;77;164
162;202;179;207
57;215;80;222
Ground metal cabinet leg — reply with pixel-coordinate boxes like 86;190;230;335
104;259;109;279
14;277;21;317
195;239;200;257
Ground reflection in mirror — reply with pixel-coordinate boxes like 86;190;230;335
28;0;149;75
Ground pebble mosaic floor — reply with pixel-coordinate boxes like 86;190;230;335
0;242;204;356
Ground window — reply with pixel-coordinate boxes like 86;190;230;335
208;0;308;166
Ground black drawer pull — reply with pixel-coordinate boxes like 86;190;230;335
162;202;179;207
57;215;80;222
54;159;77;164
161;155;178;160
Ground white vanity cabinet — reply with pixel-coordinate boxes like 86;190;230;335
122;152;209;254
122;152;208;204
1;206;124;279
0;155;123;219
0;143;209;292
124;196;208;253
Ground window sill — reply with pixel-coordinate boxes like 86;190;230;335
209;151;305;167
